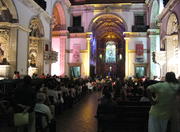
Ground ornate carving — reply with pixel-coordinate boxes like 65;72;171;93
0;29;9;42
167;13;178;35
29;18;43;37
29;49;37;67
0;29;9;64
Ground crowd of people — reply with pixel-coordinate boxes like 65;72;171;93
0;74;90;132
0;72;180;132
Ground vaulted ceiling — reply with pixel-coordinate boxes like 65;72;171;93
92;14;126;40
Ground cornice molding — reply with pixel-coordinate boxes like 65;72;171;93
147;28;160;35
70;3;146;12
123;32;147;38
128;49;150;53
0;22;31;32
69;32;92;38
52;30;69;37
66;49;88;53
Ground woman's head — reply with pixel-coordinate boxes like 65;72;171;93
165;72;178;83
36;92;46;103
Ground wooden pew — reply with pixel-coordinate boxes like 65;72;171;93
97;102;151;132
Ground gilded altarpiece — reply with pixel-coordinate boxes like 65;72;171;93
28;37;44;76
0;29;10;77
28;18;44;76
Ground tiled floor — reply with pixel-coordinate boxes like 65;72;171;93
56;92;100;132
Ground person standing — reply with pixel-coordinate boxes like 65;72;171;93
147;72;179;132
14;75;36;132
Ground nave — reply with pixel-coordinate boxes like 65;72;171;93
56;92;99;132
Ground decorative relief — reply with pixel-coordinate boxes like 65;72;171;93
29;38;39;67
167;13;178;35
28;17;44;71
0;29;9;64
29;49;37;67
0;29;9;42
29;18;43;37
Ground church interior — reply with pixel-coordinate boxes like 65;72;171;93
0;0;180;132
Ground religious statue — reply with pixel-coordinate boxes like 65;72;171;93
0;43;4;64
30;54;36;67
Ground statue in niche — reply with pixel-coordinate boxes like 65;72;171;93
0;43;4;64
29;54;36;67
29;19;41;37
0;43;9;65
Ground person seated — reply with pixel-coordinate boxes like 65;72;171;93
96;91;117;118
139;90;150;102
34;92;53;129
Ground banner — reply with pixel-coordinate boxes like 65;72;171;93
72;44;81;63
135;44;144;62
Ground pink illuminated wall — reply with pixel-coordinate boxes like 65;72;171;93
51;37;61;75
51;2;66;76
51;37;66;76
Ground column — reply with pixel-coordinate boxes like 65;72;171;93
86;33;91;77
124;37;129;77
148;29;160;79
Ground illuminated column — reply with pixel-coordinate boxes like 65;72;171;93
86;32;92;77
124;37;129;77
148;29;160;79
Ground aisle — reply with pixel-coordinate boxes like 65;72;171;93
56;92;101;132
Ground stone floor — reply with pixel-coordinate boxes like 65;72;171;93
56;92;101;132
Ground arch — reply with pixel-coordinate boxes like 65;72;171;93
166;13;179;35
89;13;126;79
52;1;66;30
0;0;18;22
3;0;18;19
88;13;128;32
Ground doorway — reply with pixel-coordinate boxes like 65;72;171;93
70;66;80;78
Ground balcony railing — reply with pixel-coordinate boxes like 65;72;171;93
132;25;149;32
68;26;84;33
33;0;46;10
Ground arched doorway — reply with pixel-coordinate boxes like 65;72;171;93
0;0;18;78
51;2;66;76
90;14;126;79
28;17;44;76
166;13;179;77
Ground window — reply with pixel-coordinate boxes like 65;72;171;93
134;15;145;25
70;66;80;78
73;16;81;27
135;66;146;78
105;41;116;63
